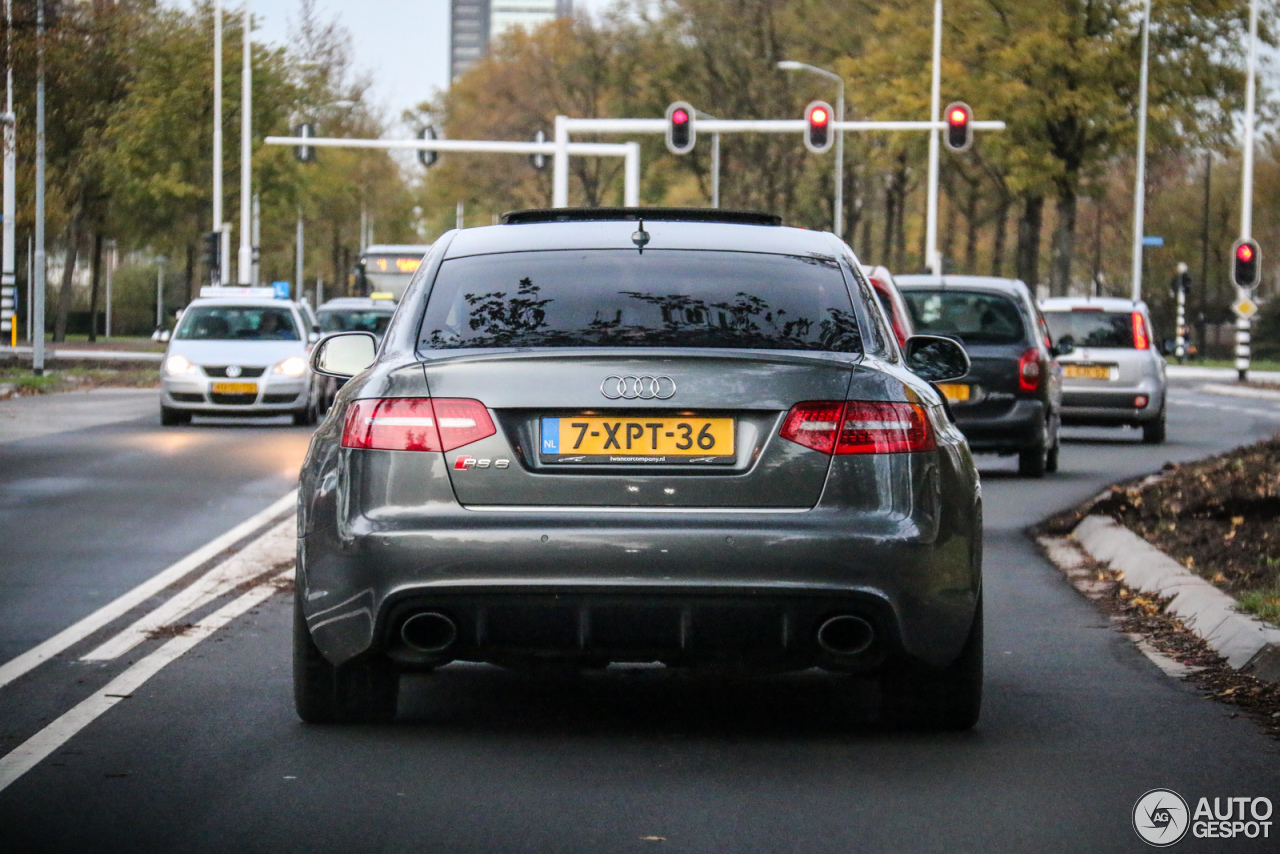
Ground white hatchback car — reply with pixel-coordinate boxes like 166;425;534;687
1039;297;1167;443
160;294;318;426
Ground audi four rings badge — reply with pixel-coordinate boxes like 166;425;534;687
601;375;677;400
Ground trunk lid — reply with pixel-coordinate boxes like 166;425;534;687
422;351;855;508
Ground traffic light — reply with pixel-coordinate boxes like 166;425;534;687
1232;238;1261;288
944;102;972;151
418;127;438;168
293;123;315;163
666;101;695;155
804;100;834;154
530;129;548;171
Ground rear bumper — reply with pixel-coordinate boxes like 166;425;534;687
953;398;1047;453
298;447;982;672
1061;382;1165;426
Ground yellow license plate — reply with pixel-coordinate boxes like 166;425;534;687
211;381;258;394
540;416;735;464
936;383;971;402
1064;364;1114;380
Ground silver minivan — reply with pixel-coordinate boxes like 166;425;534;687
1039;297;1167;443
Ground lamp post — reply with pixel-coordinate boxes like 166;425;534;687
924;0;943;274
1130;0;1152;301
212;0;224;284
777;61;844;237
238;1;252;285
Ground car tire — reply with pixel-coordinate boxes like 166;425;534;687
160;406;191;426
1142;409;1166;445
293;403;318;427
293;591;399;724
1018;442;1047;478
879;594;983;731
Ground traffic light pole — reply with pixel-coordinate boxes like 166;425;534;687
264;135;642;208
551;116;1004;213
1237;0;1259;383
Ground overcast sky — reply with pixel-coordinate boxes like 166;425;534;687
234;0;616;125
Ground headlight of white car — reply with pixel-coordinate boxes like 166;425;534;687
273;356;308;377
163;354;195;375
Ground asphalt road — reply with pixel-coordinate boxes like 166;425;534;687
1;381;1278;852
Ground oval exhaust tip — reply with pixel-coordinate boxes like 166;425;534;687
816;615;875;656
400;611;458;653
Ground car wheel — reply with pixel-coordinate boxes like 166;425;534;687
293;591;399;724
879;594;983;731
1018;442;1047;478
1045;437;1060;473
293;403;317;427
160;406;191;426
1142;409;1166;445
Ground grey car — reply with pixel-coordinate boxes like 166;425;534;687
296;208;983;729
1039;297;1167;443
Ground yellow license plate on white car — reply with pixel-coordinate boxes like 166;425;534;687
1064;364;1115;380
540;416;735;464
936;383;971;402
211;381;258;394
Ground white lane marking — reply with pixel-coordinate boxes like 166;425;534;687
0;490;296;691
80;519;295;662
0;570;289;795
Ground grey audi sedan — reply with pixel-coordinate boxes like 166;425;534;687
296;208;983;729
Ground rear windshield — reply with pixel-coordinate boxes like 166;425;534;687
902;289;1026;345
1042;310;1137;349
319;308;394;335
418;249;862;352
175;305;299;341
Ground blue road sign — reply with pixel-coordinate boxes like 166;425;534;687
1142;236;1164;247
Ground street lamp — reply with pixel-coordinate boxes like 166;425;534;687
777;60;844;237
1130;0;1152;301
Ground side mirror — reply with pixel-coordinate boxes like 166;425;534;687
159;330;171;343
310;331;377;378
904;334;970;383
308;331;320;344
1051;337;1075;357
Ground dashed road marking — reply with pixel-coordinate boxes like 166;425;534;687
0;490;296;691
0;569;290;795
80;518;295;662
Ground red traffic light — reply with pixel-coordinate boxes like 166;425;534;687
1232;238;1261;288
944;101;973;151
804;100;834;154
666;101;696;154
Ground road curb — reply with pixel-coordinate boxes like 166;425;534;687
1198;382;1280;402
1071;515;1280;681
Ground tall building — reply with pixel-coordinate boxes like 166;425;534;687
450;0;573;81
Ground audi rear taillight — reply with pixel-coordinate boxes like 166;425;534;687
1018;347;1042;393
779;402;844;454
781;401;935;455
1132;311;1150;350
342;398;495;452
